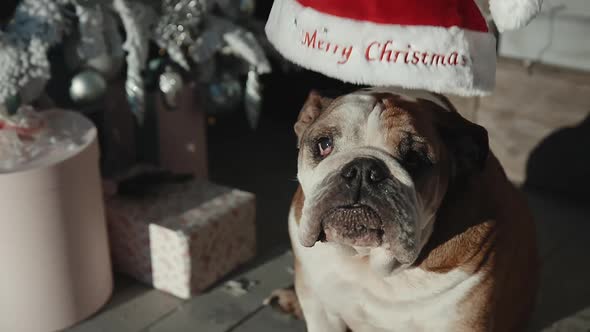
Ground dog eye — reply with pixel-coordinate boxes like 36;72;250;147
401;149;432;175
397;133;434;175
317;137;333;158
403;150;423;169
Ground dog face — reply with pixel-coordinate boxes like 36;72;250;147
294;88;488;274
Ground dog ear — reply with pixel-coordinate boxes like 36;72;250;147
431;98;489;177
294;90;332;144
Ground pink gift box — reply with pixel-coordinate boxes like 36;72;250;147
105;180;256;299
101;80;208;179
155;83;208;178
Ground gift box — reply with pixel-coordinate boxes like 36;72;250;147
0;110;113;331
154;82;208;178
105;179;256;299
101;79;208;179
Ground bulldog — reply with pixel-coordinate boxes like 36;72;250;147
268;88;538;332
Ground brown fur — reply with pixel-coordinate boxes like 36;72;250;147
413;153;538;331
266;285;304;320
292;186;304;225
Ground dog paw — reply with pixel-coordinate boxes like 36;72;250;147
263;286;303;320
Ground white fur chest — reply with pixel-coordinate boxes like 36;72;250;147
289;212;481;332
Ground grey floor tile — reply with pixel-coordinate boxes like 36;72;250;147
66;275;183;332
147;251;294;332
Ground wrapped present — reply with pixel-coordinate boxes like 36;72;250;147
101;79;208;179
154;82;208;178
0;109;113;331
105;178;256;299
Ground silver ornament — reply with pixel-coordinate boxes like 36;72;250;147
244;70;262;129
69;70;107;105
158;66;184;108
207;72;242;114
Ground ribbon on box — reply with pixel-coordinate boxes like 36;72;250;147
0;107;94;172
0;105;47;170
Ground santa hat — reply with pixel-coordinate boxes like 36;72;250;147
265;0;542;96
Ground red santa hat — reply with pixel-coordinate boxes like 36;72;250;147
265;0;542;96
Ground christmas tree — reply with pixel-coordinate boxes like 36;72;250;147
0;0;287;171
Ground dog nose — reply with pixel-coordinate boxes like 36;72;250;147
341;158;388;186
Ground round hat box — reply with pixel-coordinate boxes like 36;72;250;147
0;110;113;331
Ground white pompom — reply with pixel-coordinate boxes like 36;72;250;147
489;0;543;32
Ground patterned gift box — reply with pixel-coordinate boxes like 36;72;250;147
105;180;256;299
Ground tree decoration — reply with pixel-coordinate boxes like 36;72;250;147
69;69;108;105
113;0;157;124
153;0;210;70
207;71;243;115
0;0;285;148
152;0;272;128
65;3;125;80
0;0;67;114
244;69;262;129
158;65;184;109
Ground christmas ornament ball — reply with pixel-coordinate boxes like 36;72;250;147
208;73;243;114
159;66;184;108
69;70;107;105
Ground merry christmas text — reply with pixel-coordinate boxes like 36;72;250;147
301;30;469;67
